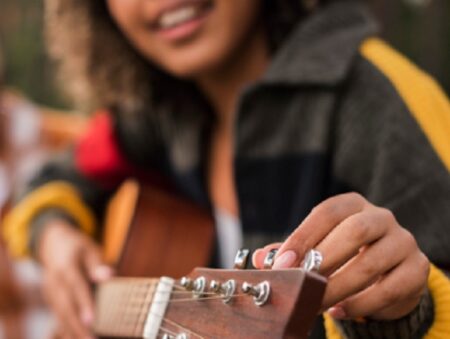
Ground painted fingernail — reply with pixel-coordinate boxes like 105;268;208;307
272;251;297;269
92;265;113;282
81;309;94;326
252;249;263;268
328;306;347;319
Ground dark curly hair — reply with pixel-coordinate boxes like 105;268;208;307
45;0;332;115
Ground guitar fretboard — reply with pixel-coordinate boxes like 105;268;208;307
95;277;175;338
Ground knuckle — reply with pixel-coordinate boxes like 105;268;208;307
346;192;364;203
312;201;335;218
380;283;400;305
401;229;418;250
378;208;396;225
349;217;370;244
416;253;430;281
359;257;380;278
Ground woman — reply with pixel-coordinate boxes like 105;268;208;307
4;0;450;338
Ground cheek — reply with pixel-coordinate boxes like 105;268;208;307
157;0;262;77
107;0;151;49
108;0;262;78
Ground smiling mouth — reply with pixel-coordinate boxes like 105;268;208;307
152;0;214;31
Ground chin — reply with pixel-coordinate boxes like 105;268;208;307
154;45;232;80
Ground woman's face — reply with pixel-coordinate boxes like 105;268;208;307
107;0;262;78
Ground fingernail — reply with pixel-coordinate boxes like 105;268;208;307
328;306;347;319
81;310;94;326
92;265;113;282
272;251;297;269
252;249;263;268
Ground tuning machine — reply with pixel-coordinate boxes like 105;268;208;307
209;279;236;303
263;249;278;269
242;281;271;306
180;276;206;298
162;334;188;339
234;248;250;269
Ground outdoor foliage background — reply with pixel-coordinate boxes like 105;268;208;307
0;0;449;109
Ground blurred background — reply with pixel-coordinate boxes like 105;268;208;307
0;0;449;338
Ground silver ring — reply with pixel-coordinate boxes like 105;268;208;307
302;249;323;272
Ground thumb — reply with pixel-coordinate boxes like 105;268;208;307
82;242;114;283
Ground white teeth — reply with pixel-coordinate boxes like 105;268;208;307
159;6;199;29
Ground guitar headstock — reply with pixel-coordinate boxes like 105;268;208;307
164;268;326;339
95;268;326;339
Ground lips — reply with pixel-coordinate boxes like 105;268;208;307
151;0;213;31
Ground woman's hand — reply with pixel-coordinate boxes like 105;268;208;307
39;221;113;339
253;193;430;321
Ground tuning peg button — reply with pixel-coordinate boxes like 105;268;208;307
180;277;194;290
180;276;206;298
209;279;236;304
162;334;188;339
242;281;271;306
234;248;250;269
263;249;278;269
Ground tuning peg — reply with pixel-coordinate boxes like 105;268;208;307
180;276;206;298
180;277;195;290
162;334;188;339
209;279;236;303
263;249;278;269
234;248;250;269
242;281;271;306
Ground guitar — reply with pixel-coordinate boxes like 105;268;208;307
95;180;327;338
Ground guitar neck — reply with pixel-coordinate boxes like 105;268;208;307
95;277;175;338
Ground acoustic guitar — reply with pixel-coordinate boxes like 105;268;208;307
95;180;327;338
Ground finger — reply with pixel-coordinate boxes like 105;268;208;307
252;243;283;269
46;275;94;339
64;267;95;327
82;241;113;283
274;193;367;268
315;208;393;276
50;326;71;339
329;252;429;320
322;227;413;310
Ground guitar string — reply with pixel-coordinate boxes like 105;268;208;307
165;293;248;303
159;318;205;339
113;292;208;339
135;310;206;339
103;280;247;338
144;291;221;295
100;307;205;339
113;294;245;338
103;281;211;338
157;325;178;337
113;281;214;294
102;295;250;338
157;324;206;339
149;293;253;338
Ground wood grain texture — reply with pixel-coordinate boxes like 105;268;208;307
96;269;326;339
115;185;215;279
163;268;326;339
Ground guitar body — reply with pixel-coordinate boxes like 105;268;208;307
103;180;215;278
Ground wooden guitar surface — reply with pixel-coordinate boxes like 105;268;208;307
103;180;215;278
